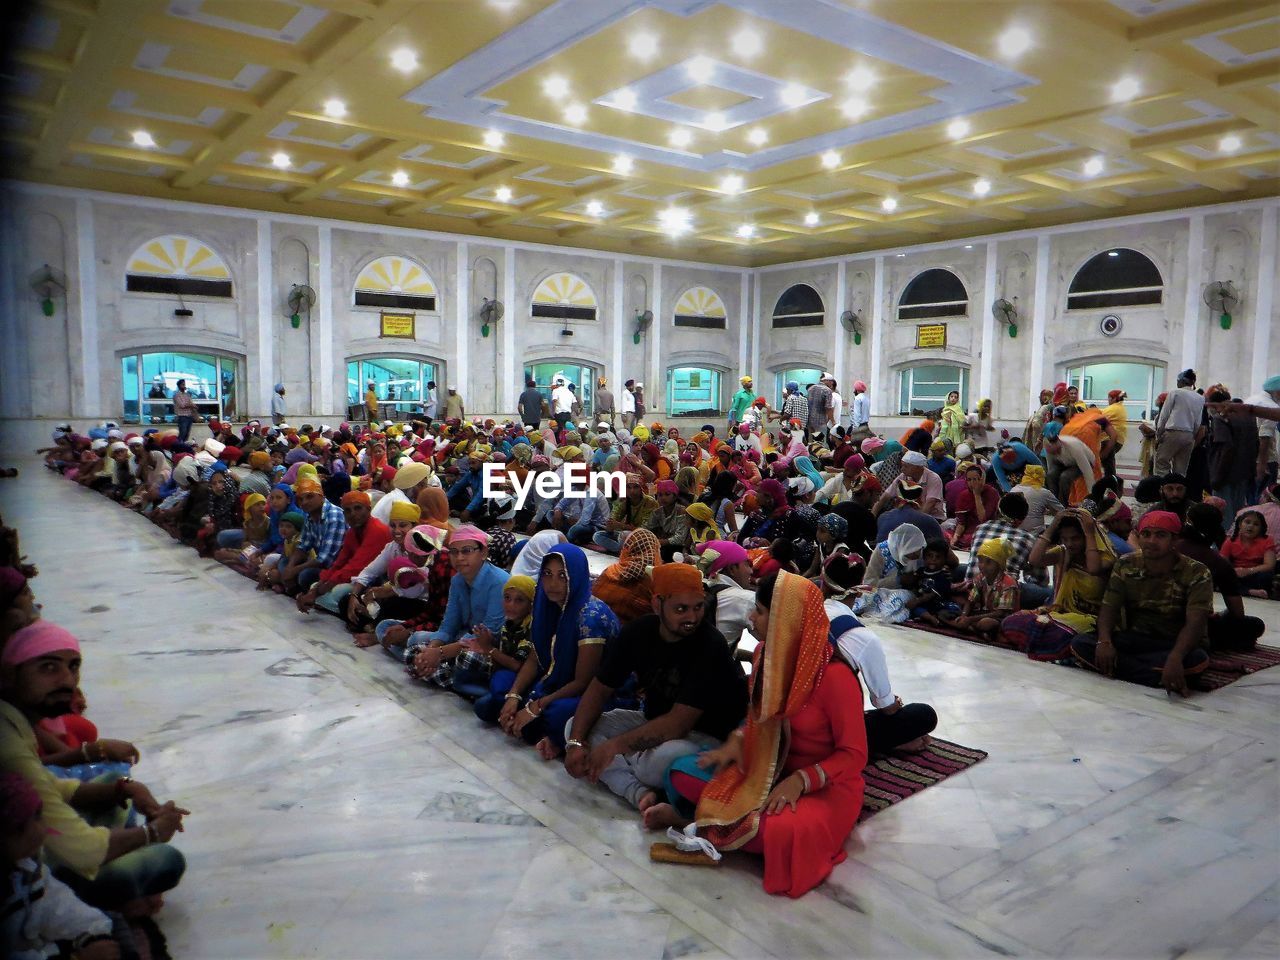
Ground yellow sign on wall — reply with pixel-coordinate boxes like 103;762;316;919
915;323;947;349
380;312;416;339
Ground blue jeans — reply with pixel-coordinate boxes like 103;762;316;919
592;529;626;554
1216;479;1250;531
314;582;352;614
566;521;598;545
474;669;519;723
297;567;321;590
1020;582;1054;609
176;416;193;442
216;529;245;549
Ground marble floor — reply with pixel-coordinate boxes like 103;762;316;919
3;463;1278;960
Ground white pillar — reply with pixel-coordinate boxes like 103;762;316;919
255;218;275;419
738;271;750;377
1251;204;1278;393
316;224;334;416
869;255;885;416
833;259;848;395
611;259;624;395
74;197;100;418
751;270;762;384
1028;234;1051;413
0;195;25;417
1180;213;1205;376
651;263;663;413
456;241;470;404
978;240;998;402
503;246;517;412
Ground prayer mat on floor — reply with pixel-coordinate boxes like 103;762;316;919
902;618;1022;650
858;739;988;823
1197;645;1280;692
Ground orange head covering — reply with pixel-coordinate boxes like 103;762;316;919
651;562;704;597
416;486;451;526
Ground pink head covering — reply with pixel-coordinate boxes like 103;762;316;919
695;539;749;576
449;524;488;546
853;380;867;393
861;437;885;456
655;479;679;495
2;621;80;668
0;772;43;826
405;524;449;557
387;556;428;589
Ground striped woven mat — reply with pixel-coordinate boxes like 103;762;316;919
1199;644;1280;691
858;738;988;823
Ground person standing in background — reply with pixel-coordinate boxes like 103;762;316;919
365;381;379;423
728;376;754;431
621;380;637;431
633;382;647;422
518;377;543;430
1153;369;1205;476
173;379;197;442
551;377;575;433
444;385;465;421
824;374;843;441
272;383;287;426
850;380;871;440
596;377;615;430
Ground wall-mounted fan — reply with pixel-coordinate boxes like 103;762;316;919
633;308;653;345
992;297;1019;338
287;284;316;329
479;297;504;338
1203;281;1239;330
839;309;863;345
29;264;67;317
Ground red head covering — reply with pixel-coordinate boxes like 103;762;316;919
1137;510;1181;534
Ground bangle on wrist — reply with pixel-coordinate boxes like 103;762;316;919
113;776;133;808
504;692;521;701
565;739;585;750
81;743;90;762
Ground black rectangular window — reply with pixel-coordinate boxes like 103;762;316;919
126;275;233;298
772;314;824;328
1067;290;1162;309
674;314;726;329
898;302;967;321
355;291;436;311
532;304;597;321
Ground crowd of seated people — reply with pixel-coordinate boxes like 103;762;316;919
16;367;1278;906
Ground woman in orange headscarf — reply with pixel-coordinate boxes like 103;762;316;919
590;528;659;623
416;485;452;528
1060;407;1108;505
658;571;867;898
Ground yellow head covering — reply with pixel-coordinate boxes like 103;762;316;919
389;500;422;524
296;463;319;484
976;537;1015;568
1020;464;1045;488
504;574;536;602
242;493;266;521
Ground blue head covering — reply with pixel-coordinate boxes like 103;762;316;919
530;543;619;694
787;380;800;393
266;482;296;544
1042;421;1063;441
792;455;824;491
209;460;229;474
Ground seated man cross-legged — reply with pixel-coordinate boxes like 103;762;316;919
563;562;748;826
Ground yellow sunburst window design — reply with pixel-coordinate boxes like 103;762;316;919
354;256;437;311
532;272;597;321
674;285;727;329
125;235;233;298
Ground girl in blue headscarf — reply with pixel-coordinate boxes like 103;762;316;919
253;482;296;587
499;543;619;759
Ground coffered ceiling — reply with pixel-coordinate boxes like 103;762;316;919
2;0;1276;266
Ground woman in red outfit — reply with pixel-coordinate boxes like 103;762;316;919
661;571;867;898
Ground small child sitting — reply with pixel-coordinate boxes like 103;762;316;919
461;576;537;723
258;511;306;592
35;688;138;782
949;537;1020;637
1;772;119;960
909;539;960;624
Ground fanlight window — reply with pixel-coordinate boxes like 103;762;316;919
674;286;727;329
532;272;597;321
125;235;232;298
354;256;437;311
897;268;967;320
771;284;824;328
1067;249;1163;309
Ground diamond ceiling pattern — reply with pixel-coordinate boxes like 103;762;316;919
2;0;1276;266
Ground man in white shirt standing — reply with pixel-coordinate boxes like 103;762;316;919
1154;368;1205;476
850;379;871;440
823;373;843;441
271;383;287;425
1244;375;1280;501
424;381;439;423
621;379;637;431
551;377;575;432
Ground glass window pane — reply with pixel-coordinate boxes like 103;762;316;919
1066;361;1161;420
121;356;139;424
347;361;360;408
773;368;822;407
667;367;722;416
524;361;596;417
899;364;966;415
137;352;218;422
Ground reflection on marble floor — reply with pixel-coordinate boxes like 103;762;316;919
3;464;1278;959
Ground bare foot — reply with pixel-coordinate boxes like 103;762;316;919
896;734;933;753
641;802;689;831
535;736;563;761
1247;589;1270;599
637;790;659;813
353;633;378;648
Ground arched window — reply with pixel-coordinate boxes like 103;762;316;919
125;235;232;298
897;268;967;320
1068;249;1163;309
354;256;437;311
532;272;598;321
347;356;442;418
898;364;968;416
674;286;727;329
771;284;824;328
122;350;242;424
667;367;723;415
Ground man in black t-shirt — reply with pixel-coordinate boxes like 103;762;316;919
564;563;748;825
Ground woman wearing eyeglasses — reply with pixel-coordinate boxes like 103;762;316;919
404;525;510;680
499;543;620;760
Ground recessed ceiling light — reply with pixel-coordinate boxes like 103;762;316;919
720;173;744;194
564;103;587;125
821;150;840;169
781;83;808;108
585;200;604;217
747;127;768;146
483;129;504;148
629;31;658;60
881;196;898;212
659;206;692;235
613;154;634;174
964;244;973;249
737;224;755;238
543;74;570;99
844;65;876;92
613;87;637;111
322;98;346;119
390;48;418;73
731;28;762;58
973;178;991;196
686;55;714;84
704;112;727;132
1107;250;1119;257
271;151;291;169
669;127;693;148
896;253;906;257
1111;76;1140;102
998;26;1032;58
495;185;513;202
1219;134;1242;153
1083;155;1105;177
131;130;155;148
840;97;869;119
947;118;970;139
391;170;409;187
804;212;819;226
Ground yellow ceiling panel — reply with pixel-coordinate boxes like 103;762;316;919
1124;100;1224;129
1213;21;1280;57
152;47;262;86
199;0;302;34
